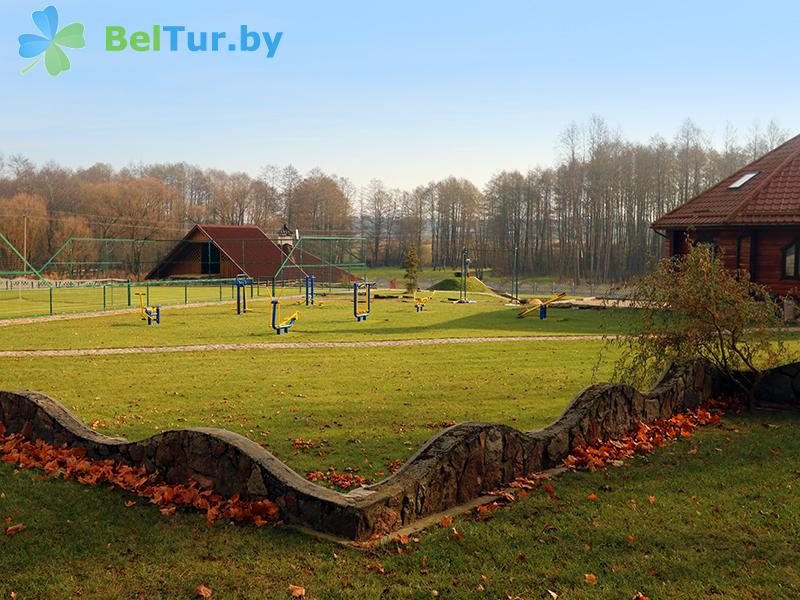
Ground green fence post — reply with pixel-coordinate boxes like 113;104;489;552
127;282;131;307
49;287;53;316
103;285;107;310
219;284;222;301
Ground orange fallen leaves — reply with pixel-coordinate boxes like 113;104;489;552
649;495;656;505
288;584;306;598
0;431;281;529
584;573;597;585
306;467;369;490
563;400;728;472
4;523;25;537
439;515;454;528
544;483;557;500
195;585;213;598
587;493;597;502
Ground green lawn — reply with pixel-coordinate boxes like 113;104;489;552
2;410;798;599
1;296;798;598
0;341;613;476
0;294;628;351
0;281;308;320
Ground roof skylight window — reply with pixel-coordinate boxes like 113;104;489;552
728;172;759;189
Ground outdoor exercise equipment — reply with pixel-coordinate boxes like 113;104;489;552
353;280;376;321
456;247;476;304
414;290;434;312
517;292;566;320
305;275;315;306
136;292;161;325
511;245;520;303
235;274;253;315
270;300;298;335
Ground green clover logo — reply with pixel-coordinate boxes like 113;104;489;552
18;6;85;76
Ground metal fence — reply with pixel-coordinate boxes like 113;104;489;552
0;278;261;320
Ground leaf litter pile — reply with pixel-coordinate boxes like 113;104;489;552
0;422;280;529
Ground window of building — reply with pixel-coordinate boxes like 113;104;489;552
728;172;759;189
783;241;798;279
201;243;221;275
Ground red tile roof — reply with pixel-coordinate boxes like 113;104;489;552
653;134;800;228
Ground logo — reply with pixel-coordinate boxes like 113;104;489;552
18;6;85;76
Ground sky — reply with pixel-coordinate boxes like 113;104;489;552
1;0;799;191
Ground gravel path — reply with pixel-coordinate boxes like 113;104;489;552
0;335;615;358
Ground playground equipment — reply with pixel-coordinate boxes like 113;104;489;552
456;247;476;304
270;300;298;335
305;275;315;306
517;292;566;320
414;290;435;312
135;292;161;325
511;245;520;303
353;281;376;322
235;274;253;315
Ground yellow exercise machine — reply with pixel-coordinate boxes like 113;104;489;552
136;292;161;325
413;290;435;312
517;292;566;319
271;300;298;335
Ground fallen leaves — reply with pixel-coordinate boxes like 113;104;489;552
4;523;25;537
0;431;281;529
564;400;728;472
306;467;369;490
439;515;454;528
587;493;597;502
584;573;597;585
288;584;306;598
195;585;212;598
425;420;459;429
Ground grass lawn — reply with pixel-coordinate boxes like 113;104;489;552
1;410;798;599
0;294;629;351
0;340;614;476
1;295;798;598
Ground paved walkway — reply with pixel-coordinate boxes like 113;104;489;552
0;335;614;358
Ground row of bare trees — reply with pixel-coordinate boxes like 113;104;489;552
0;117;789;281
360;117;788;281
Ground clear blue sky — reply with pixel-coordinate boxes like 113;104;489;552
1;1;798;190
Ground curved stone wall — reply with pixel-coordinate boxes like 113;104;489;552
3;359;792;540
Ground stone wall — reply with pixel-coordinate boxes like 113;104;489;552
1;359;794;541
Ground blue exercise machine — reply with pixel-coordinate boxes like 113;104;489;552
271;299;298;335
305;275;315;306
136;292;161;325
353;281;376;322
235;274;253;315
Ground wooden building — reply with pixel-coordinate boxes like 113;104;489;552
146;224;350;283
653;134;800;296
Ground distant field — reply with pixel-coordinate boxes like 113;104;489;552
0;294;631;351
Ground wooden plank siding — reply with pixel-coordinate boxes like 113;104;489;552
663;227;800;296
